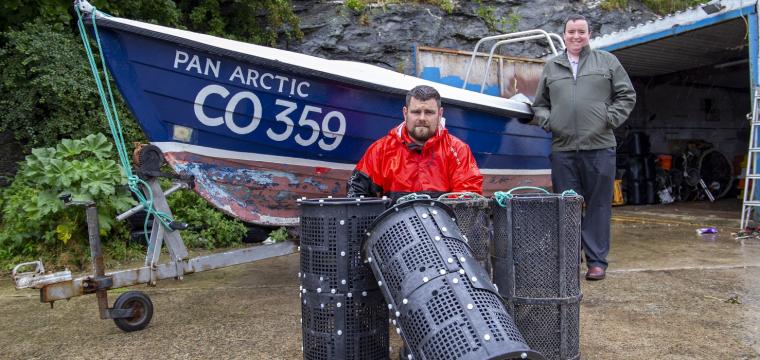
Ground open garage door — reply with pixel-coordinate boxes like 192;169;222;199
590;1;757;208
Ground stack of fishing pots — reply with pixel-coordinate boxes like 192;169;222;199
491;187;583;360
624;132;656;205
364;197;542;360
298;197;391;360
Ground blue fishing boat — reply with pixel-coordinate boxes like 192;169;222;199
78;2;551;226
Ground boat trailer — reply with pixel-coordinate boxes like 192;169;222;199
10;148;296;332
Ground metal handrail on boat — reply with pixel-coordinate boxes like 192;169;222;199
461;30;565;93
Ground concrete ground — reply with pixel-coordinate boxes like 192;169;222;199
1;199;759;359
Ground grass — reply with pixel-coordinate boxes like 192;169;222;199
344;0;456;14
600;0;629;11
601;0;705;14
642;0;704;15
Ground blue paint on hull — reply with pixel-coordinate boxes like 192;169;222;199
418;67;502;96
95;25;551;171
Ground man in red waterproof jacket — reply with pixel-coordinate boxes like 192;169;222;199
347;85;483;200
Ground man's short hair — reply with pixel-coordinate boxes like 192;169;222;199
564;14;589;32
405;85;442;108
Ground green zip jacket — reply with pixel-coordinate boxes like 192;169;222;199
530;46;636;151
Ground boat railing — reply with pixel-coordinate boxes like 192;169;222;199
461;30;565;94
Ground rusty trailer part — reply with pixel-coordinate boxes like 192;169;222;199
12;261;72;290
11;178;297;332
35;242;296;303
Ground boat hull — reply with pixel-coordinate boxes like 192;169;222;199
163;148;550;225
91;16;552;226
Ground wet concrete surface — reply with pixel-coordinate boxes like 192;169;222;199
1;199;759;359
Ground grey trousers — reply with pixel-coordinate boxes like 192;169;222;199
550;147;616;269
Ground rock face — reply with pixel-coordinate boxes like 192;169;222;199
285;0;657;74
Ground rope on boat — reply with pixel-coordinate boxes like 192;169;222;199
74;4;174;237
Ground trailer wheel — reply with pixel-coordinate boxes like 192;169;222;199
113;291;154;332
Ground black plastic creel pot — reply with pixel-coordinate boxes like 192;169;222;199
301;289;389;360
298;197;391;360
364;199;543;360
437;192;493;277
298;197;391;293
492;187;583;360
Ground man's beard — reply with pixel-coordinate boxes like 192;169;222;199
409;126;433;143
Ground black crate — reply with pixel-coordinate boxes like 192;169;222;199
492;192;583;360
365;200;543;360
299;197;390;293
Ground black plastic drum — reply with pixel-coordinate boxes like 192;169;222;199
365;200;543;360
492;190;583;360
299;197;390;293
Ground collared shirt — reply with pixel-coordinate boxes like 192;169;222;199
568;53;579;79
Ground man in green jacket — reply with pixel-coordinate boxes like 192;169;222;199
530;14;636;280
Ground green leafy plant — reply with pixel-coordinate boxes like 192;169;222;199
475;2;498;31
1;1;301;46
506;10;521;32
268;227;290;242
0;21;145;152
437;0;455;14
166;186;248;249
178;0;302;46
345;0;365;12
0;133;135;271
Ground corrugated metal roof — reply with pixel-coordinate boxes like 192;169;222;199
589;0;755;77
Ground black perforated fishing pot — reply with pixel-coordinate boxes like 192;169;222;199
298;197;390;293
437;193;493;277
365;199;543;360
301;289;389;360
298;197;391;360
491;190;583;360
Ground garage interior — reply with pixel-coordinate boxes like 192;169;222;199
599;13;753;206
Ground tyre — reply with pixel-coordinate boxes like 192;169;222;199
698;149;734;200
113;291;154;332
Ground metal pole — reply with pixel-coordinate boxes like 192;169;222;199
85;203;110;319
116;182;188;221
462;30;563;89
480;34;556;93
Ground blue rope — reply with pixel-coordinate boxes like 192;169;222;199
493;191;510;207
494;186;551;207
75;5;174;240
561;189;579;197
